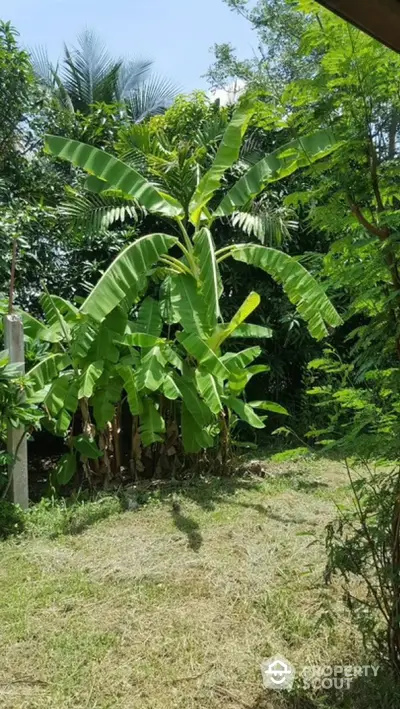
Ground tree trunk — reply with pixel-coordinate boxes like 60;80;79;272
112;403;122;476
79;398;99;480
389;109;398;160
390;480;400;675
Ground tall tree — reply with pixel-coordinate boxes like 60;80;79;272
0;21;33;170
209;0;400;369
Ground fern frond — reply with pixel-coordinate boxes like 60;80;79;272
241;131;267;166
61;190;144;232
195;114;228;150
231;208;297;246
0;178;8;203
117;122;169;172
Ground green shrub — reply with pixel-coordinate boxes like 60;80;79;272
307;350;400;671
0;499;25;539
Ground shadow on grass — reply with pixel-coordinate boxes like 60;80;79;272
250;671;400;709
24;474;264;542
170;502;203;551
277;470;329;493
24;496;123;539
137;475;265;512
237;502;316;526
134;466;330;543
178;476;265;511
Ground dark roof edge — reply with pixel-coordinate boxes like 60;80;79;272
317;0;400;54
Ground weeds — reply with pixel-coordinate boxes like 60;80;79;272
0;499;24;539
0;495;123;540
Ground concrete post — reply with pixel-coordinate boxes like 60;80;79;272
4;314;29;509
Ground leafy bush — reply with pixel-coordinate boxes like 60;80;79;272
326;461;400;671
0;499;25;539
0;347;42;499
307;351;400;671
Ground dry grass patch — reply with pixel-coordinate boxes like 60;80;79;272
0;458;395;709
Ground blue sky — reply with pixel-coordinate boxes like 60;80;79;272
4;0;256;91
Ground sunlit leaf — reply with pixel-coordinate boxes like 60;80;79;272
195;371;223;414
45;135;183;217
209;292;261;350
193;227;222;327
249;401;289;415
161;274;209;336
230;323;273;339
226;396;265;429
74;434;103;459
189;99;254;224
136;346;167;392
78;360;104;399
181;404;214;452
215;129;338;216
25;354;71;392
118;365;143;415
139;399;165;446
176;331;229;379
80;233;177;322
231;244;342;340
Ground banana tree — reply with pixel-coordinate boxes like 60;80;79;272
32;99;341;483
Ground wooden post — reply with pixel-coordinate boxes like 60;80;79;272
4;314;28;509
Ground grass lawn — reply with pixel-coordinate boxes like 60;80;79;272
0;457;397;708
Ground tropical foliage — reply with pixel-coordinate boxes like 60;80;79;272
207;0;400;671
4;0;400;679
22;100;338;482
32;29;178;121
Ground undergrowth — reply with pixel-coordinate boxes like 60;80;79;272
0;495;123;540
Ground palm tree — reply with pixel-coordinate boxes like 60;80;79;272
31;29;178;122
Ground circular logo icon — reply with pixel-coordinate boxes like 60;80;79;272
261;655;295;691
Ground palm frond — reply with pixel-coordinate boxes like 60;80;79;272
52;69;76;111
118;58;153;98
30;45;57;88
62;29;121;110
151;155;198;207
30;47;74;111
31;30;177;117
231;206;298;246
117;122;167;171
241;131;267;166
60;189;144;233
125;75;180;123
195;114;228;150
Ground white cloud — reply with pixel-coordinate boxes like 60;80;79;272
209;79;246;106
